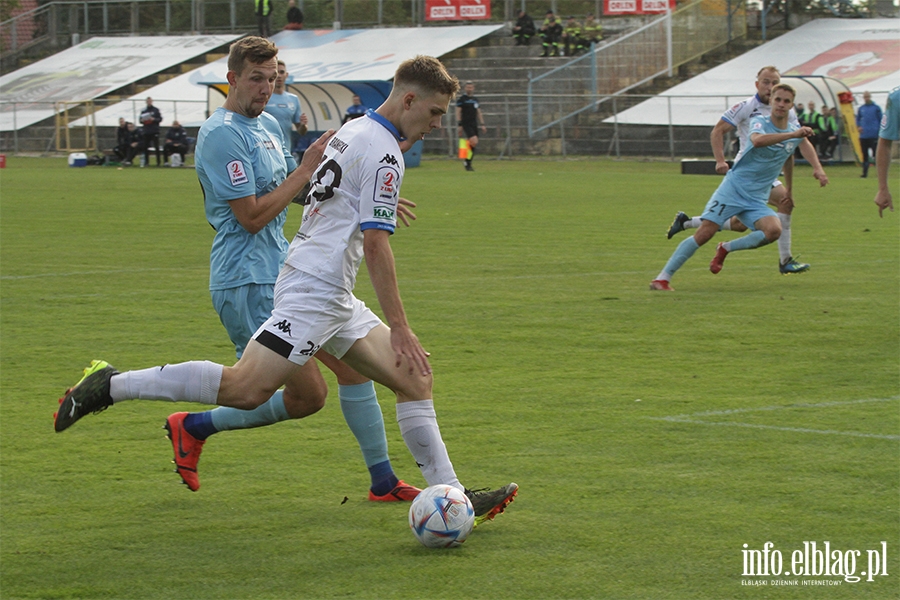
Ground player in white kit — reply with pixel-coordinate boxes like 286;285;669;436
54;55;518;527
667;66;826;274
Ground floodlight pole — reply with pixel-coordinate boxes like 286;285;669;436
666;5;673;78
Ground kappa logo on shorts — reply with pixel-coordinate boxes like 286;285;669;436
274;319;292;335
227;160;249;186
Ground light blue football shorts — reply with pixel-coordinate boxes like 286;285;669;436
211;283;275;359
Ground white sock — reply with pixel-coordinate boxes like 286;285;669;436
687;217;703;229
720;219;733;231
777;213;792;263
396;400;462;490
109;361;222;405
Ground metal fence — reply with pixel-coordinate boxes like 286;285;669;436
2;0;613;58
527;0;746;136
1;0;731;72
3;92;867;164
0;99;206;154
423;91;861;163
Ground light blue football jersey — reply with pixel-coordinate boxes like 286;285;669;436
196;108;293;291
879;86;900;142
265;92;302;147
725;114;802;203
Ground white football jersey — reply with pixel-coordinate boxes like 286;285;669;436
285;111;403;292
721;94;799;164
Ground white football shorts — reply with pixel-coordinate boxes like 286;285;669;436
251;265;381;365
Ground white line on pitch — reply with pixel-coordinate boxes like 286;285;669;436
648;397;900;440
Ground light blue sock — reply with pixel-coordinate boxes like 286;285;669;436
723;230;768;252
660;236;700;279
340;381;391;470
208;389;290;433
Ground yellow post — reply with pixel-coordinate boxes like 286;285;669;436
838;92;862;164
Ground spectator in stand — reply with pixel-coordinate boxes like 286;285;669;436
820;106;838;160
794;102;805;124
512;10;535;46
793;103;807;158
539;13;562;57
342;94;367;124
805;101;822;155
138;97;163;167
113;117;130;162
164;120;190;167
284;0;303;30
582;14;602;47
123;122;142;166
856;91;882;178
255;0;272;37
561;16;584;57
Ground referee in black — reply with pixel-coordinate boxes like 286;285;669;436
456;81;486;171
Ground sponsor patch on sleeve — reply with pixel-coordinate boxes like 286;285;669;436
227;160;249;186
373;166;399;205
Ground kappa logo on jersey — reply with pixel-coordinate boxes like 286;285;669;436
379;153;399;166
274;319;292;336
227;160;249;186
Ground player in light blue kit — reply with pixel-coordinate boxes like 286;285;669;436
54;52;518;527
164;37;420;501
264;59;307;168
650;84;829;291
873;85;899;217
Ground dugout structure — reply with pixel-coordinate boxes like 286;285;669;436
54;100;96;153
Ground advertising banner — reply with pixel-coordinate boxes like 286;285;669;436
425;0;491;21
604;0;676;15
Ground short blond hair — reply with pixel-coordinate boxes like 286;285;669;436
771;83;796;100
228;36;278;75
757;65;780;78
394;56;459;97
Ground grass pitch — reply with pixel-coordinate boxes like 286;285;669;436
1;156;898;599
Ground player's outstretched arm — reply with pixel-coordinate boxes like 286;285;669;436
797;138;828;187
363;228;431;376
751;127;813;149
710;119;734;174
874;138;894;217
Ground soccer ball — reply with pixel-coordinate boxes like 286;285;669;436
408;484;475;548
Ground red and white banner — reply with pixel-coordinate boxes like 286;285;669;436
604;0;676;15
425;0;491;21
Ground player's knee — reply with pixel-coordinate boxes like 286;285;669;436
694;221;718;245
394;372;433;403
283;385;326;418
764;223;782;243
